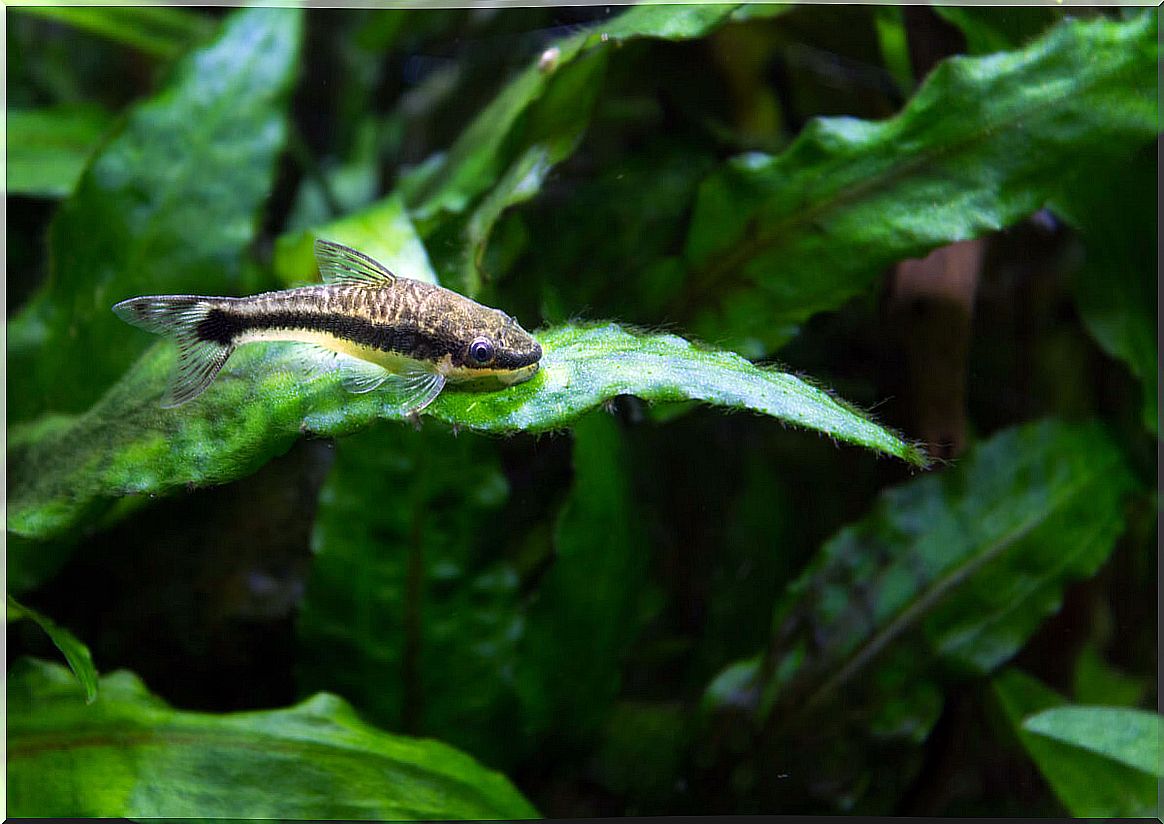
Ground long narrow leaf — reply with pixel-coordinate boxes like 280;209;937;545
8;322;927;549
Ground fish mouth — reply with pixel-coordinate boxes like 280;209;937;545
498;361;540;386
447;360;540;387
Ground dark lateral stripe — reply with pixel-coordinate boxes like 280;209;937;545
198;308;459;364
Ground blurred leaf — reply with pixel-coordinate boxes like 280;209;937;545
517;413;650;742
1054;146;1158;434
933;6;1059;55
7;7;303;421
1073;643;1149;708
993;669;1158;817
296;425;524;767
401;4;740;224
8;323;926;552
12;6;213;59
6;105;114;198
7;597;99;703
720;420;1134;809
7;658;538;819
274;193;440;287
1024;706;1163;777
677;12;1156;352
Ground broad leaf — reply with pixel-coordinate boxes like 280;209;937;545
7;323;927;550
12;6;213;59
758;418;1134;722
677;12;1156;353
8;7;303;421
1023;706;1163;777
6;105;115;198
296;425;524;767
993;669;1158;817
705;419;1134;809
7;658;538;819
7;597;99;703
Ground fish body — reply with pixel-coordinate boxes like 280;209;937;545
113;240;542;411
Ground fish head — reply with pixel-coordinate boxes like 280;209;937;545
448;308;542;386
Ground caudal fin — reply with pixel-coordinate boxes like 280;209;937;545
113;295;235;408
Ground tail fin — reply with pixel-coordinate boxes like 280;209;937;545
113;295;235;408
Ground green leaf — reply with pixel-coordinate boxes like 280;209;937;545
296;425;524;767
12;7;213;59
6;105;115;198
517;413;651;742
677;12;1156;352
7;658;538;819
400;3;744;225
274;193;440;287
722;420;1134;809
8;7;303;421
7;597;99;703
1023;706;1163;777
1054;146;1158;434
8;323;927;548
993;669;1158;817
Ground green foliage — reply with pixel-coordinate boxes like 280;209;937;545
6;105;115;198
7;659;538;819
7;597;99;703
8;7;303;421
704;419;1136;808
7;322;924;557
677;12;1156;352
6;4;1156;819
993;670;1159;817
1024;706;1163;777
12;6;213;59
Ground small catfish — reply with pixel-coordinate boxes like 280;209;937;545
114;240;542;412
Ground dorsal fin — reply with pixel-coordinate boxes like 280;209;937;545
314;239;397;287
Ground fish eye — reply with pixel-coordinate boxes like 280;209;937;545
468;337;495;365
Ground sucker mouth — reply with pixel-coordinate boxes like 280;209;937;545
498;361;540;386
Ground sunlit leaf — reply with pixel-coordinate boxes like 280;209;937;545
677;12;1156;352
1024;706;1163;777
7;597;99;703
7;658;538;819
274;193;440;287
8;7;303;421
8;323;926;551
6;105;115;198
993;669;1158;817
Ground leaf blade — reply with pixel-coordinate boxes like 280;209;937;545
7;323;926;550
7;658;538;819
7;597;99;703
678;12;1157;351
1023;706;1164;777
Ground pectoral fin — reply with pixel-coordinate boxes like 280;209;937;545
334;356;446;414
337;357;392;393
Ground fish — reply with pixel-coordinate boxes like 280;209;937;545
113;239;543;412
